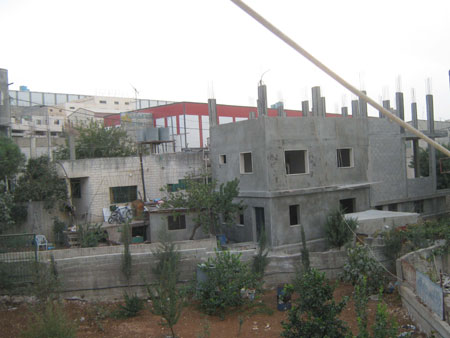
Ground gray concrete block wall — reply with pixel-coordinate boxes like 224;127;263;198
59;152;204;223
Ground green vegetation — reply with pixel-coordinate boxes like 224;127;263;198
281;268;349;338
252;228;269;281
0;136;25;185
197;250;258;317
113;292;144;319
341;244;387;296
53;218;67;247
382;217;450;259
21;301;76;338
147;230;184;338
372;290;398;338
78;223;106;248
162;175;244;239
54;120;136;160
14;156;68;210
325;209;357;249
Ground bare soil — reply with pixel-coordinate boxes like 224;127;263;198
0;283;425;338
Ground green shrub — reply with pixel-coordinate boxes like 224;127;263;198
53;218;67;246
354;276;369;338
78;223;106;248
281;268;349;338
197;250;257;317
114;292;143;318
382;228;405;259
325;209;357;249
21;301;76;338
147;229;184;338
341;244;386;295
372;290;398;338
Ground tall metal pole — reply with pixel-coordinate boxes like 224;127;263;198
229;0;450;158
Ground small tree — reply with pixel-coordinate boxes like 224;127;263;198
341;244;387;295
0;136;25;187
54;120;136;160
0;184;15;233
282;268;349;338
147;230;184;338
14;156;68;210
163;176;244;239
372;290;398;338
325;209;357;249
252;228;269;281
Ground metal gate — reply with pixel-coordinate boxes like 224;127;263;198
0;233;37;291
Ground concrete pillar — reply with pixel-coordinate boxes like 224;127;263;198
358;91;368;118
320;97;326;117
69;134;76;160
351;100;359;117
426;94;434;133
301;101;309;117
208;98;218;127
277;102;285;117
411;102;418;129
0;68;11;137
396;92;405;133
341;106;348;117
412;139;420;177
380;100;390;118
257;84;268;117
249;111;256;119
30;137;37;159
311;86;321;116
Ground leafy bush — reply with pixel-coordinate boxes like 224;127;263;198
325;209;357;249
354;276;369;338
197;250;257;316
341;244;386;295
382;228;405;259
114;292;143;318
21;301;76;338
78;223;106;248
282;268;349;338
53;218;67;246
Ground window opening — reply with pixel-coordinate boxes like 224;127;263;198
289;205;300;225
110;186;137;204
285;150;307;174
240;152;253;173
168;215;186;230
219;154;227;164
339;198;355;213
337;148;353;168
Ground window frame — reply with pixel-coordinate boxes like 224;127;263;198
110;185;138;204
168;214;187;230
240;152;253;174
284;149;309;175
336;148;354;168
219;154;227;165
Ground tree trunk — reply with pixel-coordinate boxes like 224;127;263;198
189;223;201;240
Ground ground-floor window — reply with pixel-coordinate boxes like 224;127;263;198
168;215;186;230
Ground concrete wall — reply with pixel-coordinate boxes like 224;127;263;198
148;211;209;242
397;244;450;337
31;238;389;301
58;152;204;224
211;116;371;247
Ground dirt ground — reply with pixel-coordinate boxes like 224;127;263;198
0;283;425;338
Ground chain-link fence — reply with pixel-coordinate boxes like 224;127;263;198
0;233;37;291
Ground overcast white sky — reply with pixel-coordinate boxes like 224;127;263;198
1;0;449;121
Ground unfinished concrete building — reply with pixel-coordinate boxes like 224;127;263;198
210;85;449;248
